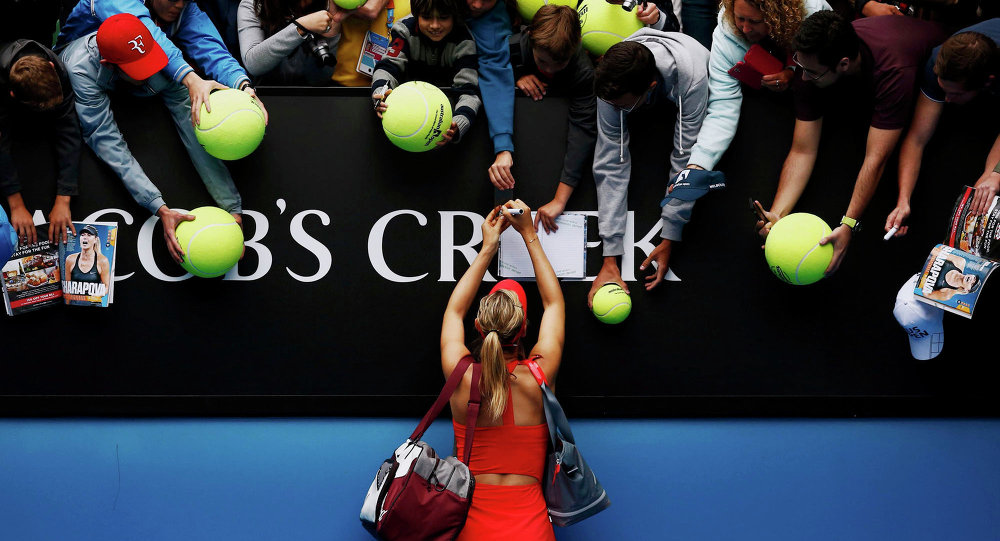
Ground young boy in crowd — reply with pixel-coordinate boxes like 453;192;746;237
1;38;82;245
509;5;596;234
372;0;481;145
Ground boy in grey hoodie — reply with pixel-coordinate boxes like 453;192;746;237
588;29;710;307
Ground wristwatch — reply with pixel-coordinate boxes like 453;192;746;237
840;215;862;234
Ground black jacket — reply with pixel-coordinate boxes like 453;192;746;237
510;29;596;189
0;39;82;198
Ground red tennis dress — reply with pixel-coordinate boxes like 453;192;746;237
453;363;554;541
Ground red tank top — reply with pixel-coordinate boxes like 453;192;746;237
453;361;549;481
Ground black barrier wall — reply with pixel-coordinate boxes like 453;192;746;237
2;87;998;416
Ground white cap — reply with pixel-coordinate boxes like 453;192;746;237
893;273;945;360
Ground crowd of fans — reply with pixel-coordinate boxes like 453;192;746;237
1;0;998;305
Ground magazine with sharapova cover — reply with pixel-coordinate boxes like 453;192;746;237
58;222;118;308
912;188;1000;318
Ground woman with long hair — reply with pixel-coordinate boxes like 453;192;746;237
440;200;564;541
237;0;343;85
686;0;830;173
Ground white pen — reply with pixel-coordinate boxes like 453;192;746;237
883;226;898;241
506;208;524;216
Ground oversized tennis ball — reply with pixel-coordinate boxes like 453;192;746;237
592;283;631;324
195;89;266;160
381;81;453;152
764;213;834;285
174;206;244;278
516;0;577;24
334;0;366;8
577;0;643;56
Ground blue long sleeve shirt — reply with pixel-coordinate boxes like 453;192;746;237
466;2;514;154
58;0;249;89
60;34;241;215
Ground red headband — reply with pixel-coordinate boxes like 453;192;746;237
479;279;528;344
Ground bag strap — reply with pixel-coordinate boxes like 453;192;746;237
410;356;473;441
408;355;482;466
462;361;481;465
522;357;575;446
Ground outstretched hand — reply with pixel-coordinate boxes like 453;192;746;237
884;203;910;237
635;1;660;25
488;151;515;190
481;205;509;250
9;205;36;245
754;202;781;245
373;88;392;119
183;73;228;126
534;198;565;234
971;170;1000;216
244;87;269;125
818;224;852;275
48;199;75;244
639;239;672;291
157;206;196;264
516;74;547;101
588;258;629;309
501;199;533;236
437;122;458;147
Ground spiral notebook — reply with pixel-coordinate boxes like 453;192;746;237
498;213;586;279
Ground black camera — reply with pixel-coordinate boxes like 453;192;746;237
607;0;647;12
306;34;336;67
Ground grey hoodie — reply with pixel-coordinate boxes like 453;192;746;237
594;29;710;257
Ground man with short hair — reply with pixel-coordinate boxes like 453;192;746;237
757;11;946;274
0;38;82;245
887;18;999;236
58;0;266;125
60;13;244;264
588;30;712;307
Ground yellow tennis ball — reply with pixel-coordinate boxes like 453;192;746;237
764;213;834;285
334;0;366;8
577;0;643;56
592;282;632;324
195;89;266;161
381;81;453;152
516;0;577;25
174;207;244;278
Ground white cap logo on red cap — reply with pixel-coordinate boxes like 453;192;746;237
129;36;146;54
96;13;168;81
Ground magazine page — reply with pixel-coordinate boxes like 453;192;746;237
499;213;586;279
944;185;1000;259
914;244;998;319
59;222;118;308
2;225;63;316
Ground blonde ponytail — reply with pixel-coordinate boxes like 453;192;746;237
475;290;525;420
479;331;509;421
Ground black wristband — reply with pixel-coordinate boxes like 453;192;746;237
290;20;312;38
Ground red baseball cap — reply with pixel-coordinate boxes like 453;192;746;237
489;279;528;343
96;13;168;81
